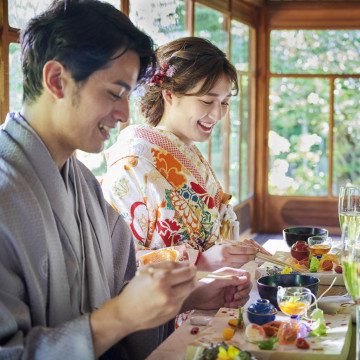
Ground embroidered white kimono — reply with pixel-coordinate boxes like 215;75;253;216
0;113;170;360
102;124;237;256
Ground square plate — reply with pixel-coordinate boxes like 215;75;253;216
186;307;351;360
258;251;344;286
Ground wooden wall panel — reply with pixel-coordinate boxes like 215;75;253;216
268;2;360;29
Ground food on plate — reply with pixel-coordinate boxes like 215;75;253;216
309;256;320;273
335;265;343;273
257;337;279;350
245;323;266;343
223;327;235;340
137;247;181;266
228;318;238;328
191;327;200;335
290;241;309;261
261;320;283;337
321;259;333;271
280;266;293;274
277;319;309;345
296;337;310;349
194;342;256;360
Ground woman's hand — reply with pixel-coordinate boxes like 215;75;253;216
241;238;272;256
182;267;252;311
90;261;196;357
197;238;271;271
197;243;258;271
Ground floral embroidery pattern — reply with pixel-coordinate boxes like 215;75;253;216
151;148;186;189
190;182;215;209
156;218;182;247
130;201;148;245
124;155;139;170
102;124;236;253
168;190;201;236
112;178;130;200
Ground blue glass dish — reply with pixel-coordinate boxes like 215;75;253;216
247;299;277;325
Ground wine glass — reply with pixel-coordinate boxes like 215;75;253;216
339;185;360;247
341;222;360;360
308;235;332;256
277;287;314;318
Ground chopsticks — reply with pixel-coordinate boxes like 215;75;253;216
136;265;235;280
257;252;305;273
196;271;235;281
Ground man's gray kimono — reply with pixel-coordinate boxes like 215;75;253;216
0;113;170;359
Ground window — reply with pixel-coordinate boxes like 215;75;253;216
268;30;360;197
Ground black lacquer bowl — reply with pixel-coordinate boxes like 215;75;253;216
283;227;328;248
257;274;320;309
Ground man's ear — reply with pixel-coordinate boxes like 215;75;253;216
162;89;173;106
43;60;69;99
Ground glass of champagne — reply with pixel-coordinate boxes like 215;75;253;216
277;287;314;317
342;222;360;360
339;185;360;247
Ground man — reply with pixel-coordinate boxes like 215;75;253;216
0;1;252;359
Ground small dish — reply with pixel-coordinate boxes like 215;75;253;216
246;299;277;325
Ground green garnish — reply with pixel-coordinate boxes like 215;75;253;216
308;308;327;337
257;337;279;350
309;257;320;273
234;306;244;333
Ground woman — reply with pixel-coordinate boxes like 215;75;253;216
102;37;269;271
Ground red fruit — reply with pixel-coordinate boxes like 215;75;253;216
299;258;309;267
321;259;333;271
296;337;310;349
190;326;199;334
335;265;343;274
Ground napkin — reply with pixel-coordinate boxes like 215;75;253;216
317;295;356;323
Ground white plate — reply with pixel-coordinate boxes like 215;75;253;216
186;307;351;360
258;251;344;286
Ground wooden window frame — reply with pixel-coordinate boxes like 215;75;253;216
255;1;360;235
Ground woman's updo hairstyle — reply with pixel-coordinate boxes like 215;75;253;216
138;37;239;126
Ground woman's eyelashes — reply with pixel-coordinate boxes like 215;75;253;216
201;100;230;106
110;92;122;100
109;87;127;100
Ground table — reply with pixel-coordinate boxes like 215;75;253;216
146;238;355;360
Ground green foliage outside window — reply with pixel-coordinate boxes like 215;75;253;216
333;78;360;192
9;43;23;113
269;30;360;197
194;4;228;187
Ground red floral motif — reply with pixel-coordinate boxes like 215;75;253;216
190;182;215;209
156;218;182;247
130;201;148;244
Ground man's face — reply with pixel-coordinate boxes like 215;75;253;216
56;49;140;155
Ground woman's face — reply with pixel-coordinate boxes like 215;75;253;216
158;73;232;146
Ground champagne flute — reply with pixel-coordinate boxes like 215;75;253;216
341;222;360;360
339;185;360;247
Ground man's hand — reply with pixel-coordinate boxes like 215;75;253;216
90;261;196;358
182;267;252;311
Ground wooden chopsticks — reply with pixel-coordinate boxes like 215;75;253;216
257;252;305;273
137;266;236;280
196;271;235;281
